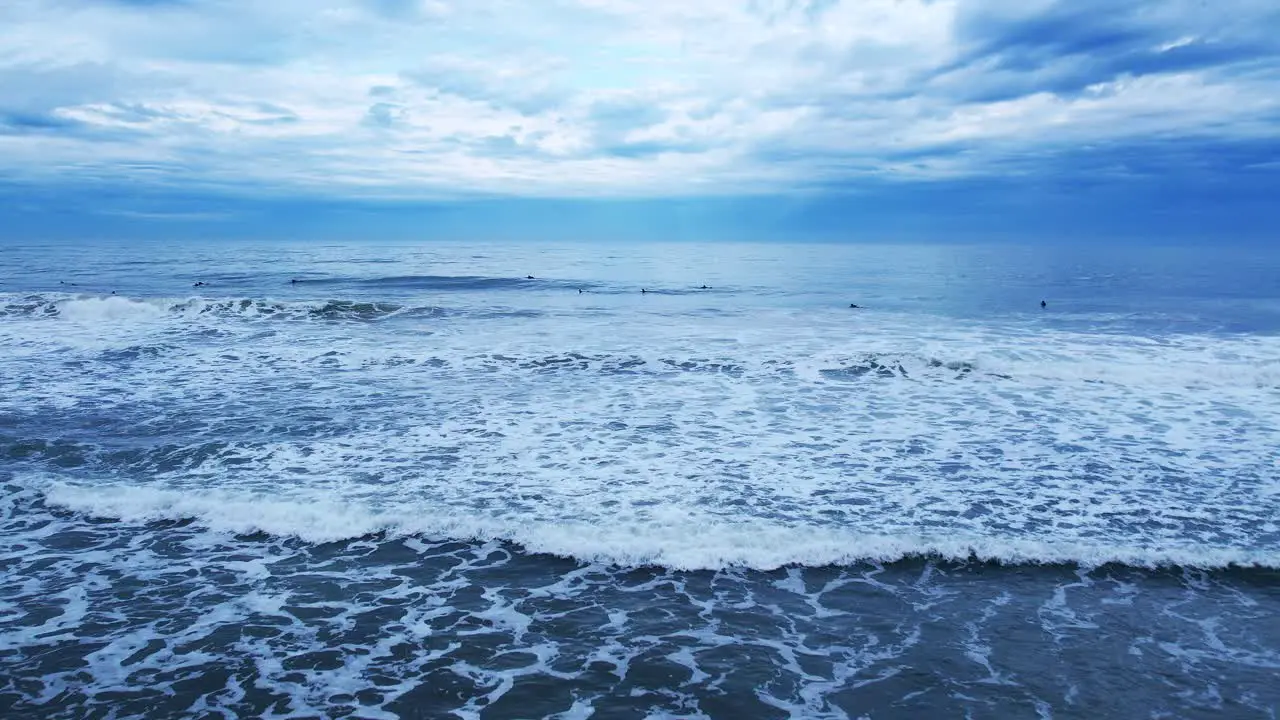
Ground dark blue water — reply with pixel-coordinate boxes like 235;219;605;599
2;239;1278;718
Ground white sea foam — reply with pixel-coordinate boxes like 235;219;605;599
6;481;1276;719
6;245;1280;719
4;290;1279;573
56;295;170;323
30;480;1280;571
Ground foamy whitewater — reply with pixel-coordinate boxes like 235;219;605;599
1;240;1278;718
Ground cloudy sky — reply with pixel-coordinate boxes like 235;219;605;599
2;0;1278;241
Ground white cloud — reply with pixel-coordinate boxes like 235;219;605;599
0;0;1276;197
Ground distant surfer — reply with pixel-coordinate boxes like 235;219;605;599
193;281;206;287
700;285;710;289
291;279;298;284
526;275;535;280
849;303;861;309
641;288;648;294
1041;300;1047;309
578;288;583;294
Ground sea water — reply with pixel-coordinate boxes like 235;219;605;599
1;239;1278;718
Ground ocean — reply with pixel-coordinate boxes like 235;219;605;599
1;238;1278;719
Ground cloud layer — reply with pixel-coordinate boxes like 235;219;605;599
1;0;1278;198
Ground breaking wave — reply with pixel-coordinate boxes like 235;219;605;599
27;481;1280;571
0;293;514;323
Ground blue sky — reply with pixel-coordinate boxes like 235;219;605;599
1;0;1278;241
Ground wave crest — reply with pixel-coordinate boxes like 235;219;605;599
31;482;1280;572
0;294;443;323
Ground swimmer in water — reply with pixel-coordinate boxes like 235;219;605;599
1041;300;1047;308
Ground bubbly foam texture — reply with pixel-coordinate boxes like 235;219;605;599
4;240;1280;718
2;485;1277;719
34;482;1280;571
3;291;1277;570
55;295;171;322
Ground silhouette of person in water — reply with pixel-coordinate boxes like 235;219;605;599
700;285;710;289
526;275;535;279
849;303;861;309
1041;300;1047;308
641;288;648;294
578;288;583;294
